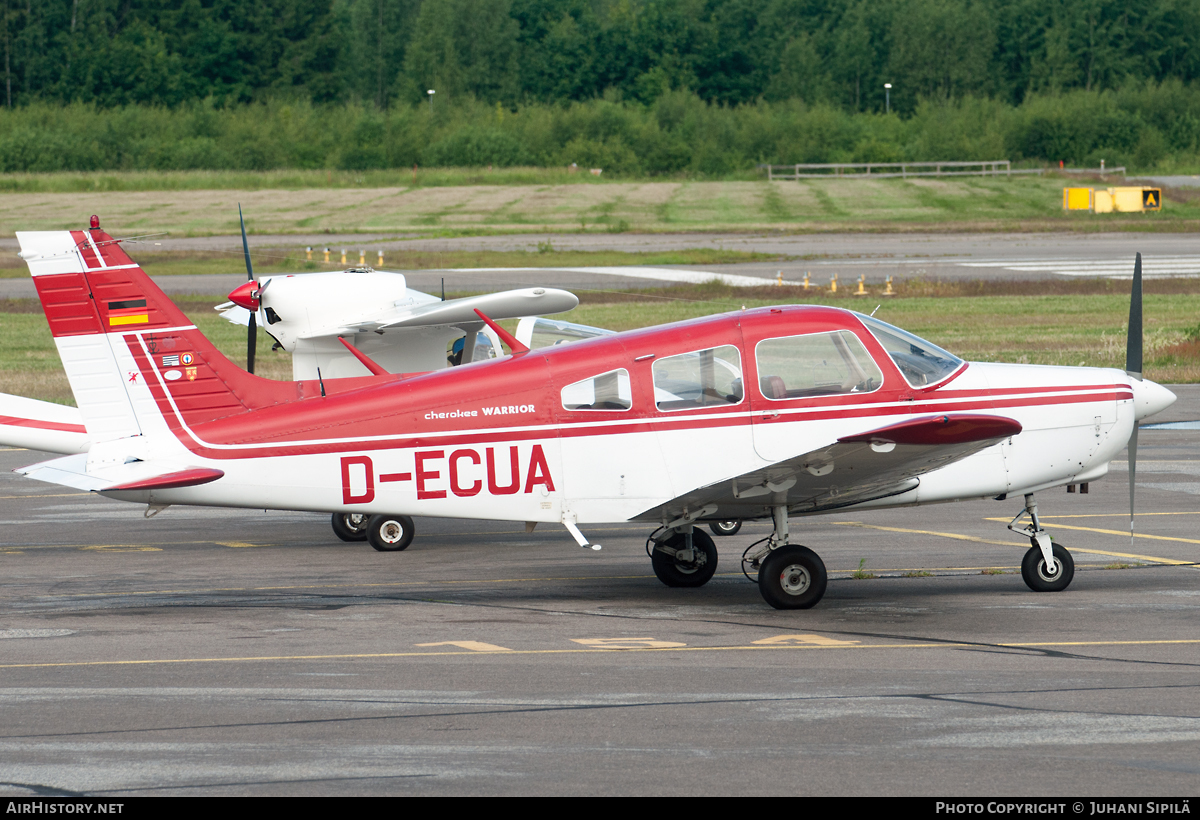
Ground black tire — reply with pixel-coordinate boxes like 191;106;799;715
758;545;827;610
709;519;742;537
331;512;370;542
1021;541;1074;592
651;529;718;588
367;514;415;552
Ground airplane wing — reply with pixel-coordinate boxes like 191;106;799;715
633;414;1022;523
0;392;89;454
305;288;579;337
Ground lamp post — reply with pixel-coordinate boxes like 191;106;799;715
427;89;435;113
884;83;892;115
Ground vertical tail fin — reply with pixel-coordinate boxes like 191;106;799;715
17;225;296;446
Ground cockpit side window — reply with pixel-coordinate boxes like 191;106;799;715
561;368;633;411
755;331;883;400
856;314;963;388
653;345;744;411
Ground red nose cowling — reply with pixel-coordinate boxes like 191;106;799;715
228;280;260;310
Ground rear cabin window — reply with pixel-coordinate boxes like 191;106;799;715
756;331;884;400
561;368;632;411
653;345;744;411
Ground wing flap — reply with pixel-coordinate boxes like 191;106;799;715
634;414;1021;522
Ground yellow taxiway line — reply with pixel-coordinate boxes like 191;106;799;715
3;638;1199;670
835;521;1020;548
983;517;1200;562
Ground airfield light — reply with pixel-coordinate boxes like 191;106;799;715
884;83;892;114
427;89;435;113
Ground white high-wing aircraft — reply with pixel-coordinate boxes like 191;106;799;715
216;269;594;380
10;219;1176;609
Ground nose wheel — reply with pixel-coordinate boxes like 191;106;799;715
1021;540;1074;592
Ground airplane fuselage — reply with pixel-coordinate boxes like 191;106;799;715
94;307;1143;526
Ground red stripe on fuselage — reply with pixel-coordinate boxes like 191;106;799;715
131;362;1131;462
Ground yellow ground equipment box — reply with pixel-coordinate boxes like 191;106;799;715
1063;188;1093;210
1064;187;1163;213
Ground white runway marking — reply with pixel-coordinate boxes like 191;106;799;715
455;266;779;287
957;255;1200;278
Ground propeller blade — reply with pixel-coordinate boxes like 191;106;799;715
1126;252;1142;380
239;204;257;375
1128;424;1138;548
1126;253;1143;547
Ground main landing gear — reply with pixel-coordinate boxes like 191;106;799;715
331;513;370;542
648;493;1076;609
744;506;828;610
649;528;719;587
1009;493;1074;593
647;505;720;588
330;512;416;552
648;505;830;610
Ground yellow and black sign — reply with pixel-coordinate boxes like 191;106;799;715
1143;188;1162;211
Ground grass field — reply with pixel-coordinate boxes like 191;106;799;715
3;283;1197;406
1;173;1196;237
0;247;785;279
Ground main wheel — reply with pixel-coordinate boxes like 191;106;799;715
331;512;370;542
367;514;415;552
1021;541;1074;592
758;545;827;610
651;529;718;588
709;519;742;537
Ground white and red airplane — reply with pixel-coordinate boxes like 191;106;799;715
11;219;1176;609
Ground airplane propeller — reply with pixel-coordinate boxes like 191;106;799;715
238;204;257;375
1125;253;1142;546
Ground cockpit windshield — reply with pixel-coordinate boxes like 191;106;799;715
856;313;963;388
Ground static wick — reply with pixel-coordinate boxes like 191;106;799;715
869;304;881;317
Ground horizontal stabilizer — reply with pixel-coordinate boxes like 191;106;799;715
16;453;223;493
16;453;109;491
104;467;224;492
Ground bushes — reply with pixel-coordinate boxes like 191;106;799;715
1;85;1198;175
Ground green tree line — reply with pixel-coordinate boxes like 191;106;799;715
0;0;1196;111
2;84;1197;174
0;0;1196;174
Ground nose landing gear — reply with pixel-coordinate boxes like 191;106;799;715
1010;493;1074;593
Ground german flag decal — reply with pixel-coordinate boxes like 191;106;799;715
107;299;149;326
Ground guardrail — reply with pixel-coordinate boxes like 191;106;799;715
759;161;1127;180
762;160;1017;180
